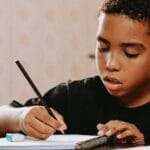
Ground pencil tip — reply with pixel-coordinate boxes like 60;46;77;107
60;130;65;134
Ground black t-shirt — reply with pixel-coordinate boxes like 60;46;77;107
23;76;150;144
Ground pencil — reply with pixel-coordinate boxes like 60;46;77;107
15;60;64;134
75;135;109;150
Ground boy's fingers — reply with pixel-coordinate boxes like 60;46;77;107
19;106;67;139
97;123;109;136
105;127;117;136
26;125;53;140
35;107;62;130
50;107;67;130
97;121;129;137
29;116;56;134
96;123;104;129
19;106;60;135
104;120;129;136
116;130;131;139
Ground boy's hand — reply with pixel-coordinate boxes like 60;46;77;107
19;106;67;139
97;120;145;146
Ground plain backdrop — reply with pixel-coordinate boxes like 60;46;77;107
0;0;104;105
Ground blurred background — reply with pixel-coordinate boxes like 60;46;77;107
0;0;104;105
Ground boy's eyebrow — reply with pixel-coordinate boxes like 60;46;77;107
120;42;146;50
96;36;146;50
96;36;110;45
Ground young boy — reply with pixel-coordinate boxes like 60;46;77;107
0;0;149;146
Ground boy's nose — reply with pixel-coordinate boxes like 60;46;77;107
105;53;121;72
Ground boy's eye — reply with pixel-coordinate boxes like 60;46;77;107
98;47;109;52
125;51;139;58
97;41;109;52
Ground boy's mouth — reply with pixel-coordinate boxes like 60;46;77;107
104;76;122;84
103;76;123;91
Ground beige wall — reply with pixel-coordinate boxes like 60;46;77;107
0;0;103;105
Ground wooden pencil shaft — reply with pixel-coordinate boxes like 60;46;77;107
15;60;57;119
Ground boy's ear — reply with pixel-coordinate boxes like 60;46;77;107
88;53;95;59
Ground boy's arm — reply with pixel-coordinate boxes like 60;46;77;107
0;81;69;138
0;105;66;139
0;105;26;137
0;98;41;137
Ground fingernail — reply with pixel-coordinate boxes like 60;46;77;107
117;134;122;139
59;125;67;132
59;121;67;130
98;131;104;136
106;130;111;136
60;129;65;134
63;124;67;130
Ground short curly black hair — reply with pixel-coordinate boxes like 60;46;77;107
99;0;150;26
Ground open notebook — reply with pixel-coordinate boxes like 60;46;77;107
0;134;97;150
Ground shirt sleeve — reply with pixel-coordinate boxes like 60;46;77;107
43;81;70;117
10;81;70;117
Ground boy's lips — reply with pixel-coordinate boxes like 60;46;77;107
103;76;122;84
103;76;122;91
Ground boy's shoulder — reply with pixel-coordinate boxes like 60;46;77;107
43;75;110;108
68;75;102;88
70;75;109;92
64;76;106;95
47;76;102;93
70;75;99;82
43;75;106;101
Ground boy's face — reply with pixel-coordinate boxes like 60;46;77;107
96;12;150;98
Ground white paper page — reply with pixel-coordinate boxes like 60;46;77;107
0;134;97;150
1;134;149;150
115;146;150;150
